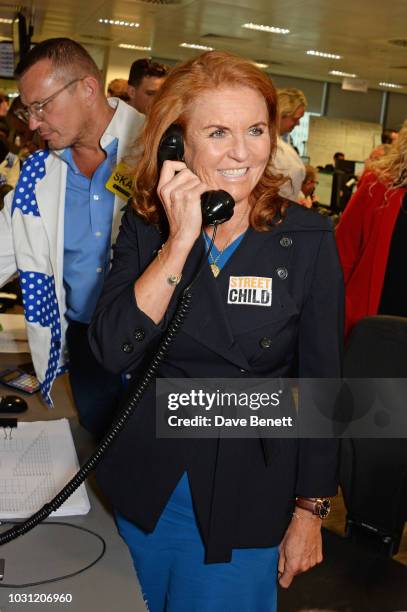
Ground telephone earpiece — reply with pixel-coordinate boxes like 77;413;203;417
157;124;185;166
157;124;235;226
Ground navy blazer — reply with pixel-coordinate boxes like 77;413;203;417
89;202;344;563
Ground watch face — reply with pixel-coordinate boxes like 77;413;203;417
319;499;331;518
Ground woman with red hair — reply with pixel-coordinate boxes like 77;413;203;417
89;51;343;611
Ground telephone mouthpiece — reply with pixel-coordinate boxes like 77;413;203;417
201;190;235;226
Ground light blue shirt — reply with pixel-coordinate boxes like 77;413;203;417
62;139;118;323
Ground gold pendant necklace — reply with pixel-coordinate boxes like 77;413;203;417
207;246;224;277
210;262;221;278
203;234;228;277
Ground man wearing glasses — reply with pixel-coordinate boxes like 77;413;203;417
0;38;144;437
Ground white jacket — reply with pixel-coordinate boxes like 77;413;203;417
0;98;144;404
272;137;306;202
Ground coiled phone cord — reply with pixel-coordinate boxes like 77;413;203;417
0;226;218;547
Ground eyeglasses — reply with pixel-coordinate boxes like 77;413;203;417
15;78;83;123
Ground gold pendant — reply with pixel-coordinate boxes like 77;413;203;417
210;263;220;277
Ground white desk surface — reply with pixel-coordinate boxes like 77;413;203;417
0;353;147;612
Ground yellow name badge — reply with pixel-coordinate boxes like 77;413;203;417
105;161;135;201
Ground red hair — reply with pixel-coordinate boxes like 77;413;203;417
131;51;286;229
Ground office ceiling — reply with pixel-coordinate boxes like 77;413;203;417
0;0;407;93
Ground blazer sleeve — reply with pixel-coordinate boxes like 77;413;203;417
0;190;18;288
335;172;376;286
88;207;169;374
296;227;344;497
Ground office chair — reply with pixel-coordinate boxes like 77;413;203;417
339;315;407;556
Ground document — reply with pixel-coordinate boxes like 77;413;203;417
0;418;90;518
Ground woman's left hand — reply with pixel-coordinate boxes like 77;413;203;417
278;507;323;588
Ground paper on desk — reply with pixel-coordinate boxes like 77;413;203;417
0;313;30;353
0;418;90;518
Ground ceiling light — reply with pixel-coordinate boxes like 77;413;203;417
0;18;13;24
242;23;290;34
379;81;402;89
307;50;341;60
180;43;214;51
254;62;269;69
330;70;357;78
98;19;139;28
119;44;152;51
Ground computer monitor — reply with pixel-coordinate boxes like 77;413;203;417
316;172;334;208
354;161;365;176
335;159;355;174
0;41;14;78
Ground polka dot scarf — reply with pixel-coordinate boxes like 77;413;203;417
12;151;67;405
12;151;47;217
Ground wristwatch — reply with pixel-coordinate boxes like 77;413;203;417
295;497;331;519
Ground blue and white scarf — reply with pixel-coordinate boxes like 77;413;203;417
12;150;67;405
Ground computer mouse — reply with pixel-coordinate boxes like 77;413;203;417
0;395;28;413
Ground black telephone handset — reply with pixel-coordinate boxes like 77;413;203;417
157;124;235;226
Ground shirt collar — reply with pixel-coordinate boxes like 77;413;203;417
58;137;117;175
100;97;122;150
58;147;77;173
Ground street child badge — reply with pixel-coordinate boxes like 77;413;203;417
105;161;135;201
228;276;272;306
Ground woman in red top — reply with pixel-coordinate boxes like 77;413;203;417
336;121;407;339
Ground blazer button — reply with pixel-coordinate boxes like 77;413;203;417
276;267;288;280
134;328;145;342
240;368;248;374
121;342;134;353
260;337;272;349
279;236;292;248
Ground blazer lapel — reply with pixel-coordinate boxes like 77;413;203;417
216;227;295;334
171;212;313;369
179;236;251;371
35;153;66;290
109;100;145;244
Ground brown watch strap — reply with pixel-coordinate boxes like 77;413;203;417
295;497;319;514
295;496;331;518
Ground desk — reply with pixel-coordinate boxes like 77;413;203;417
0;354;147;612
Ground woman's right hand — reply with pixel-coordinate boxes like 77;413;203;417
132;160;209;324
157;160;209;248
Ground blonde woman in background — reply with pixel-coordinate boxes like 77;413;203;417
272;87;307;202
